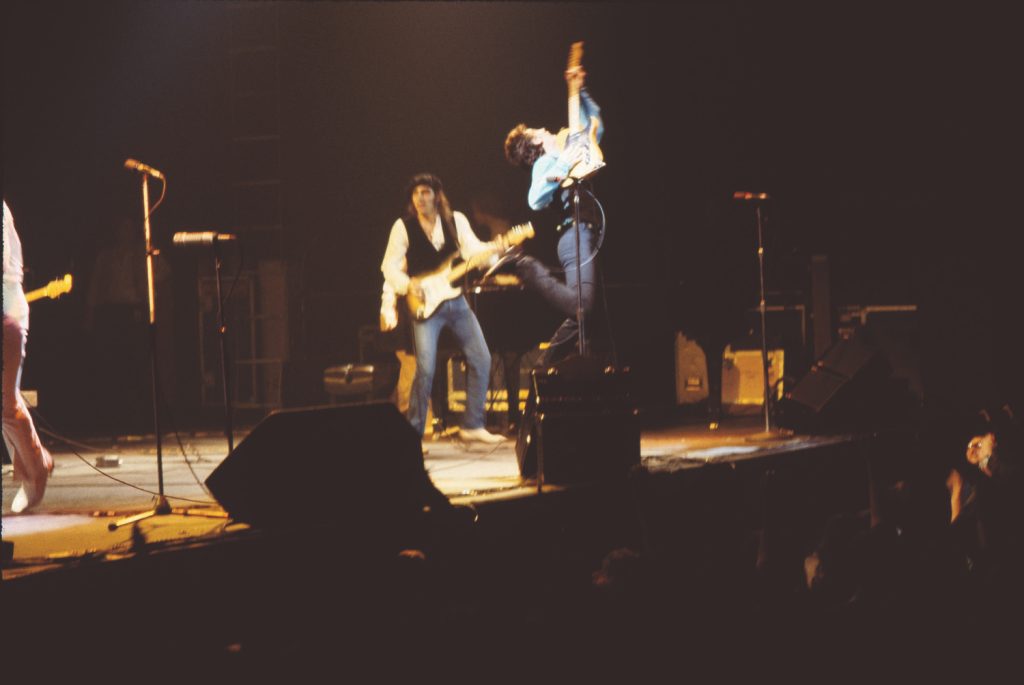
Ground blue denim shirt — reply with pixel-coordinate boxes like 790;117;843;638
527;89;604;212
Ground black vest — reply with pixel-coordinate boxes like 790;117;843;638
401;215;459;276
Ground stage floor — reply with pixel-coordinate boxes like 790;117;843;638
2;415;851;575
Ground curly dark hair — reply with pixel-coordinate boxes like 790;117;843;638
504;124;545;169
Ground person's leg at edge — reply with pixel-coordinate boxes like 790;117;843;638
3;316;52;511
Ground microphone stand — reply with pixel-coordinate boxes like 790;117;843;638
737;197;790;441
754;203;772;434
573;179;589;356
567;177;587;357
111;173;171;528
213;236;235;453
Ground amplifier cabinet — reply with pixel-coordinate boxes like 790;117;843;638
515;356;640;484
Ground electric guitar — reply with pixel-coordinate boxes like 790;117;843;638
24;273;73;304
406;223;535;321
555;41;605;188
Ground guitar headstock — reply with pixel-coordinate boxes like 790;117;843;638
507;222;535;245
45;274;73;300
567;41;584;71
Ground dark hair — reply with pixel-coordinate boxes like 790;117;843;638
405;172;443;199
405;172;455;235
504;124;545;169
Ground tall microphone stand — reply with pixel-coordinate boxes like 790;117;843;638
111;173;171;529
734;192;788;440
569;178;587;357
754;202;772;434
213;236;235;453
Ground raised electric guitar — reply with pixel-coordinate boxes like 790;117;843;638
406;223;534;321
555;41;605;188
24;273;73;304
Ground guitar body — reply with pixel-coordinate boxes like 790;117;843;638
405;223;535;322
555;116;606;187
406;255;465;322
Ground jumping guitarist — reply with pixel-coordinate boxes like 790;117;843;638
380;172;510;443
504;41;605;366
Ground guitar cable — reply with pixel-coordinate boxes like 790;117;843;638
578;186;607;268
31;407;218;506
146;175;167;220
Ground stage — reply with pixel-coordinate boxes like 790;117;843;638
2;415;865;575
2;410;922;670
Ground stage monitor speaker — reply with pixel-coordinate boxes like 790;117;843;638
777;327;898;434
205;403;449;538
515;356;640;485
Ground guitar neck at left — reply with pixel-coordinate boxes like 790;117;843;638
24;273;73;304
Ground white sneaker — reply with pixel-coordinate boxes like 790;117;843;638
458;427;506;445
11;484;29;513
11;474;45;514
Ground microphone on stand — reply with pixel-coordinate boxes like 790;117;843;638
124;158;165;180
733;191;771;201
172;231;238;247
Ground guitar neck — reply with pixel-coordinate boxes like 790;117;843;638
447;262;471;285
23;274;73;304
447;250;490;285
439;224;533;287
566;41;584;134
568;83;581;134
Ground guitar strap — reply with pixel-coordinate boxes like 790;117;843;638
439;212;460;251
440;213;470;290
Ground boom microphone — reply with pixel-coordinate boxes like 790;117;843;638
124;158;165;180
172;231;238;246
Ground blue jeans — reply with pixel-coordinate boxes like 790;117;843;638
409;295;492;436
515;223;597;366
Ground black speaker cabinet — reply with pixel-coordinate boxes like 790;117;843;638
777;328;898;434
515;356;640;484
205;403;448;536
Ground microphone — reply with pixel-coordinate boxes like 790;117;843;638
172;231;238;246
733;191;770;201
124;158;165;180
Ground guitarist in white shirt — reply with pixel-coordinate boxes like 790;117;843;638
3;199;54;513
380;173;507;444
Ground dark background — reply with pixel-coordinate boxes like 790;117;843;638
3;1;1018;436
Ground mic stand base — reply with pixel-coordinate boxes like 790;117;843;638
109;495;172;530
108;495;230;531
